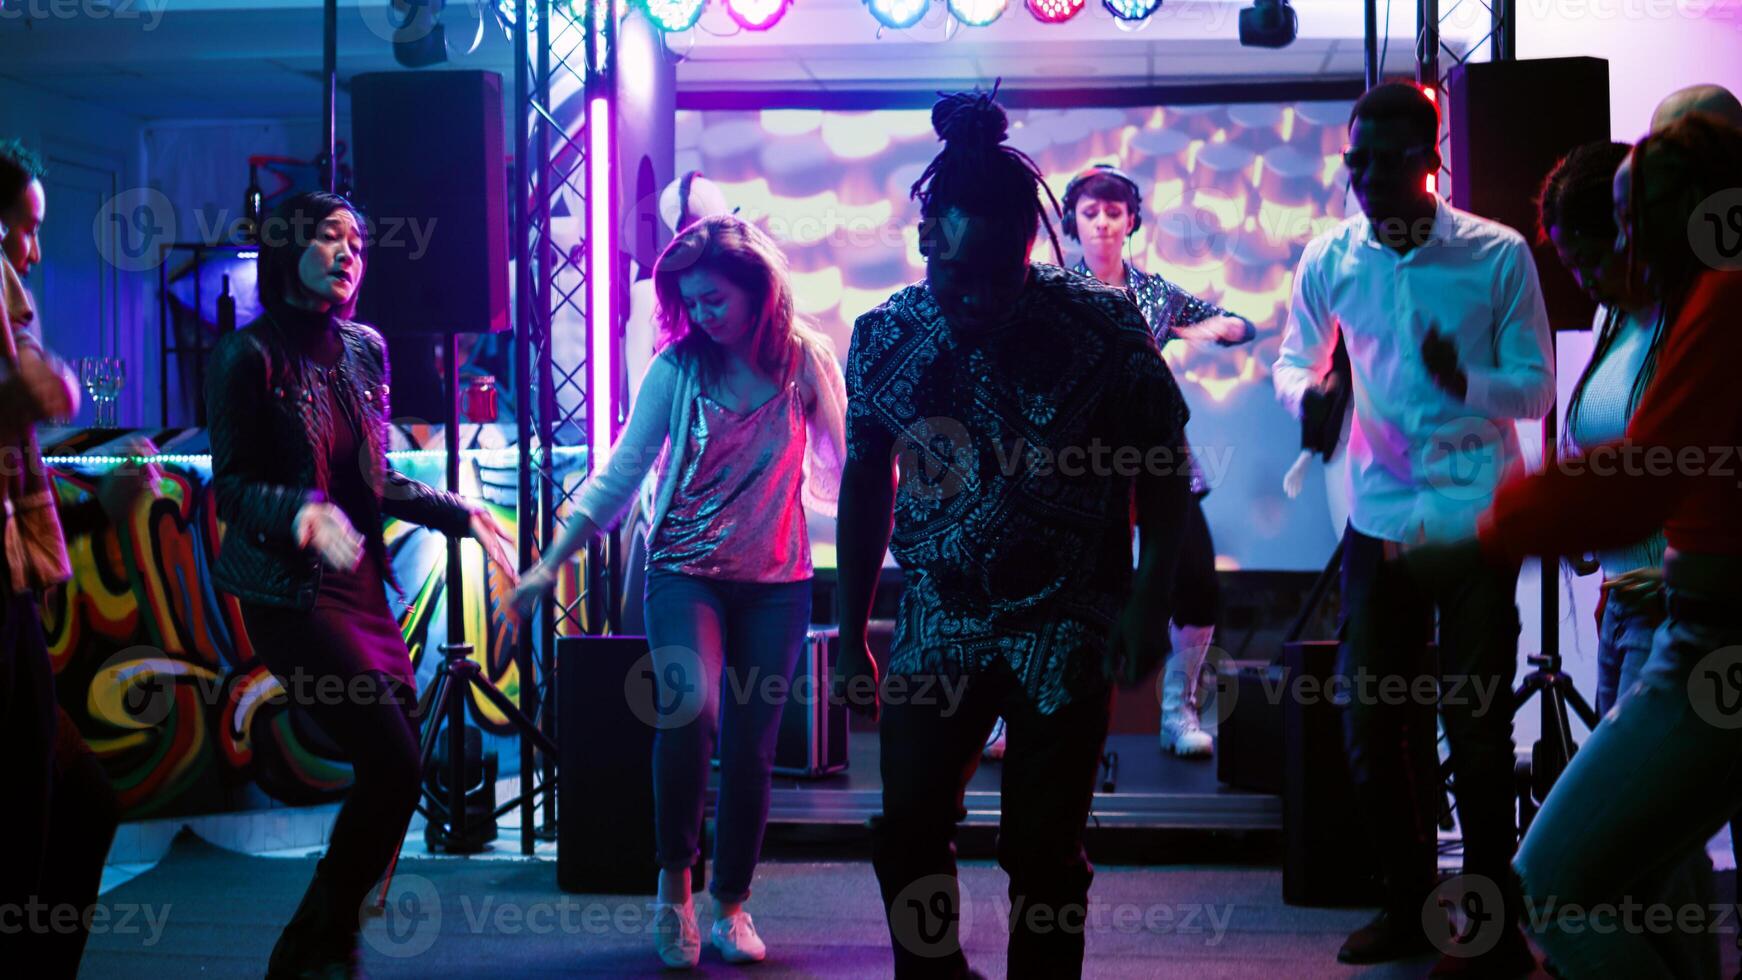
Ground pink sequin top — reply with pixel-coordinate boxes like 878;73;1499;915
646;380;812;582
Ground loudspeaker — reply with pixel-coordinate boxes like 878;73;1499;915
1214;659;1284;795
351;70;510;337
557;635;704;895
1280;640;1382;907
1448;57;1611;331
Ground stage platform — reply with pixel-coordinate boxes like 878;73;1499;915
762;734;1280;833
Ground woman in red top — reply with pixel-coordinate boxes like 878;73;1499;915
1454;113;1742;978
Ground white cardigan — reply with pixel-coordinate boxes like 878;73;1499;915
572;337;848;545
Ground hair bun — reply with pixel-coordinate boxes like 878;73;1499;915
932;90;1008;149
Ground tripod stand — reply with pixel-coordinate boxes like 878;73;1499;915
1508;377;1601;835
372;335;559;907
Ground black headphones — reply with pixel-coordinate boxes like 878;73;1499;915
1061;163;1144;241
678;170;701;231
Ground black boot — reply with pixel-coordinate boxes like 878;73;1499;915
266;873;330;979
1337;908;1436;964
264;870;368;980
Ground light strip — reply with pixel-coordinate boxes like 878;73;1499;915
588;94;614;468
43;447;590;467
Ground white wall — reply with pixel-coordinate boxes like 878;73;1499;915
1515;0;1742;139
0;87;149;428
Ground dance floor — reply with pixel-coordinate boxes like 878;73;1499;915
80;830;1578;980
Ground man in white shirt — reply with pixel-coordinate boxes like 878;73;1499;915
1274;83;1552;975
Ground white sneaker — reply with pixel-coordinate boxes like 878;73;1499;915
651;902;701;969
711;910;768;964
982;716;1008;760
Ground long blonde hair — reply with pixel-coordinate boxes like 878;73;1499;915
652;214;830;391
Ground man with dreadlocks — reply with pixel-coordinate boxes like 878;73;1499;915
831;85;1192;979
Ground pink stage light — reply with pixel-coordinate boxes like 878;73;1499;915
1025;0;1084;22
589;95;616;457
1421;84;1440;194
727;0;793;29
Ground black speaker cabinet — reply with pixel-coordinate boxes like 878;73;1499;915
351;70;510;337
557;635;703;895
1281;640;1381;907
1448;57;1611;331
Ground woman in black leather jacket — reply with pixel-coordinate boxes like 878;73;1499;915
206;191;516;978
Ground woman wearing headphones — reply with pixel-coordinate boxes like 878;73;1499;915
1065;164;1254;759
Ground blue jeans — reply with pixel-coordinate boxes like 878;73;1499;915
1595;589;1664;718
644;569;811;904
1516;570;1742;978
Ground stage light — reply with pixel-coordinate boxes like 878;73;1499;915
948;0;1008;26
589;94;616;458
726;0;791;28
1025;0;1084;21
1237;0;1296;47
1421;85;1440;194
1024;0;1080;22
866;0;929;28
1101;0;1160;20
642;0;707;32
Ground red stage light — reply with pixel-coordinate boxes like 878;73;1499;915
1026;0;1085;22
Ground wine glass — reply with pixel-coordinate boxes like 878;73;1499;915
99;357;126;427
78;357;101;424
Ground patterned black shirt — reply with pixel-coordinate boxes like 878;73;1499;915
845;263;1189;714
1070;259;1248;348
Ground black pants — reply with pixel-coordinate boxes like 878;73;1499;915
289;671;423;928
1340;524;1522;913
0;589;56;901
872;663;1112;980
1172;496;1221;629
0;586;121;978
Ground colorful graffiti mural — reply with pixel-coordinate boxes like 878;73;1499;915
40;425;586;819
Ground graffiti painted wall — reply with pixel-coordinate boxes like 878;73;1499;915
41;425;586;819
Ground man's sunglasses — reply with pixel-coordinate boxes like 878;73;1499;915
1342;146;1436;171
